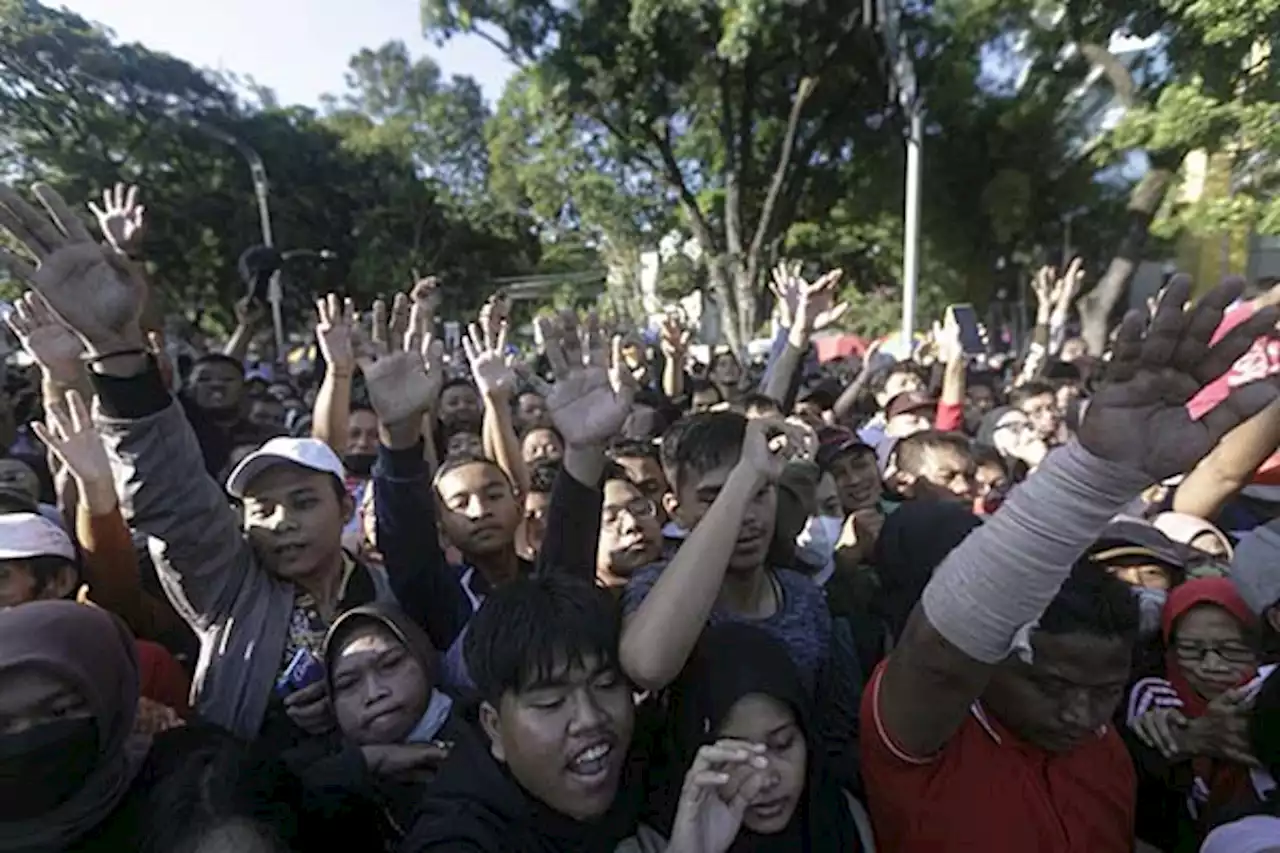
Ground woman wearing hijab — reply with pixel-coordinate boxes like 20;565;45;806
640;622;867;852
0;599;370;853
287;604;463;843
0;599;157;852
1125;579;1262;851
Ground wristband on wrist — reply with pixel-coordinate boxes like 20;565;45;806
83;348;149;364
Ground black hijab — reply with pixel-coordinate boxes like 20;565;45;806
665;622;858;853
0;600;151;852
870;501;982;643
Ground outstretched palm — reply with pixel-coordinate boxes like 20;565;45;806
463;321;516;397
358;296;437;427
1078;276;1280;481
0;184;146;355
6;290;84;382
534;311;635;447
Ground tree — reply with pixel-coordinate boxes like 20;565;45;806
0;0;537;337
322;40;492;198
424;0;887;355
983;0;1280;352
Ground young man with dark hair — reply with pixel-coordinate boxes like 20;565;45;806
438;377;483;434
606;439;670;521
182;352;277;476
687;377;723;413
860;275;1277;851
519;459;560;560
1010;380;1062;445
622;412;832;691
401;576;647;852
888;430;978;504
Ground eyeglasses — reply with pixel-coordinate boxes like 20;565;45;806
602;497;657;528
1172;640;1255;665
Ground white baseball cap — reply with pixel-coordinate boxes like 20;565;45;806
225;437;347;499
0;513;76;561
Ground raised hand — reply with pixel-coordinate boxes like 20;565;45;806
31;389;116;512
666;739;770;853
478;291;510;346
660;312;692;358
1031;258;1084;321
790;269;846;344
357;296;438;427
529;311;635;448
5;290;85;385
462;319;516;398
0;183;147;356
315;293;356;377
1077;276;1280;481
769;261;804;329
735;416;807;486
88;182;146;257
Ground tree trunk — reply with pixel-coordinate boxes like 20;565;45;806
707;258;745;358
1077;161;1179;354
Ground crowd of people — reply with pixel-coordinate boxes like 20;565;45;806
2;180;1280;853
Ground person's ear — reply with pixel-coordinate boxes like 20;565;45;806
479;700;506;763
890;471;916;499
45;562;78;600
662;491;680;522
340;492;356;525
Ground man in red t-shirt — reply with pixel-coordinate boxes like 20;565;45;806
861;277;1280;852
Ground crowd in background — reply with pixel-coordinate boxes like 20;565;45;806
4;182;1280;853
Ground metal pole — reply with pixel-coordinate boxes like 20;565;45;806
902;108;923;348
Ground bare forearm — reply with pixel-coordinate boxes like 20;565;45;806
663;354;684;399
620;465;760;690
484;391;528;494
311;370;352;453
222;323;253;362
1173;399;1280;519
562;443;605;488
939;355;965;407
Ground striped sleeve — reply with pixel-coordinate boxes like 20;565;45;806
1126;676;1183;723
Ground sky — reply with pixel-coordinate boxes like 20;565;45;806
57;0;517;107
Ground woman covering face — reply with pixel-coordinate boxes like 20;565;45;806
0;600;150;849
324;605;452;748
665;622;858;852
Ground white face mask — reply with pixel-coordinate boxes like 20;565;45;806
795;515;843;582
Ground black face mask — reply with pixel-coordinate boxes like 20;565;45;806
344;453;376;477
0;716;100;820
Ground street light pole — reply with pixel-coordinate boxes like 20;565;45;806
880;0;924;352
189;120;284;361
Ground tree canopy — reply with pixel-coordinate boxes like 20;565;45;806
0;0;537;337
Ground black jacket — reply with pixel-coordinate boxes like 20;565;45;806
399;701;647;853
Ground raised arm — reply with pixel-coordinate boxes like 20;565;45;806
464;302;529;496
528;312;635;579
762;269;844;408
876;276;1280;758
38;389;185;641
311;294;356;454
660;314;691;401
359;292;469;651
0;183;254;628
1172;398;1280;520
620;417;797;691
